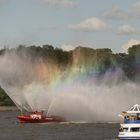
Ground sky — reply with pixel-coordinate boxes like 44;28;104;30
0;0;140;53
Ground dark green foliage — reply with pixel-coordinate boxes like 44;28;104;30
0;87;14;106
127;44;140;80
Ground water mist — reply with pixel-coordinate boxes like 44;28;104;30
0;49;140;122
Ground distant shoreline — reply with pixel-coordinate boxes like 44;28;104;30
0;106;18;111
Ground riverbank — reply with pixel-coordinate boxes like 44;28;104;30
0;106;18;111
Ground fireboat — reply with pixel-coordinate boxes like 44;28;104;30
17;111;66;123
118;104;140;140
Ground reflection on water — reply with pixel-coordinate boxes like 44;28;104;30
0;110;119;140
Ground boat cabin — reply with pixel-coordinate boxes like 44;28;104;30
118;104;140;140
119;123;140;139
121;104;140;124
119;124;140;132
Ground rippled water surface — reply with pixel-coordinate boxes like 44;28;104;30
0;111;119;140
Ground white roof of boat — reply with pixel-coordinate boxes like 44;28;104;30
127;104;140;114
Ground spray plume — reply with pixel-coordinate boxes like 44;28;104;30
0;47;140;122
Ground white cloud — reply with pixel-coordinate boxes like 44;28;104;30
68;17;108;32
61;44;75;51
41;0;77;8
103;6;128;19
103;1;140;20
118;25;137;35
122;39;140;53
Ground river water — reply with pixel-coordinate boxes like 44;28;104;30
0;110;119;140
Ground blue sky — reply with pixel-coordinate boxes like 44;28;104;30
0;0;140;52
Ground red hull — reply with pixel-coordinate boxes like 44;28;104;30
17;115;65;123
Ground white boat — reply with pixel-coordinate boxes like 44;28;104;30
119;123;140;139
118;104;140;140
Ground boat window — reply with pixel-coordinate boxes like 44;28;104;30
119;127;128;132
124;116;129;119
130;127;140;132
